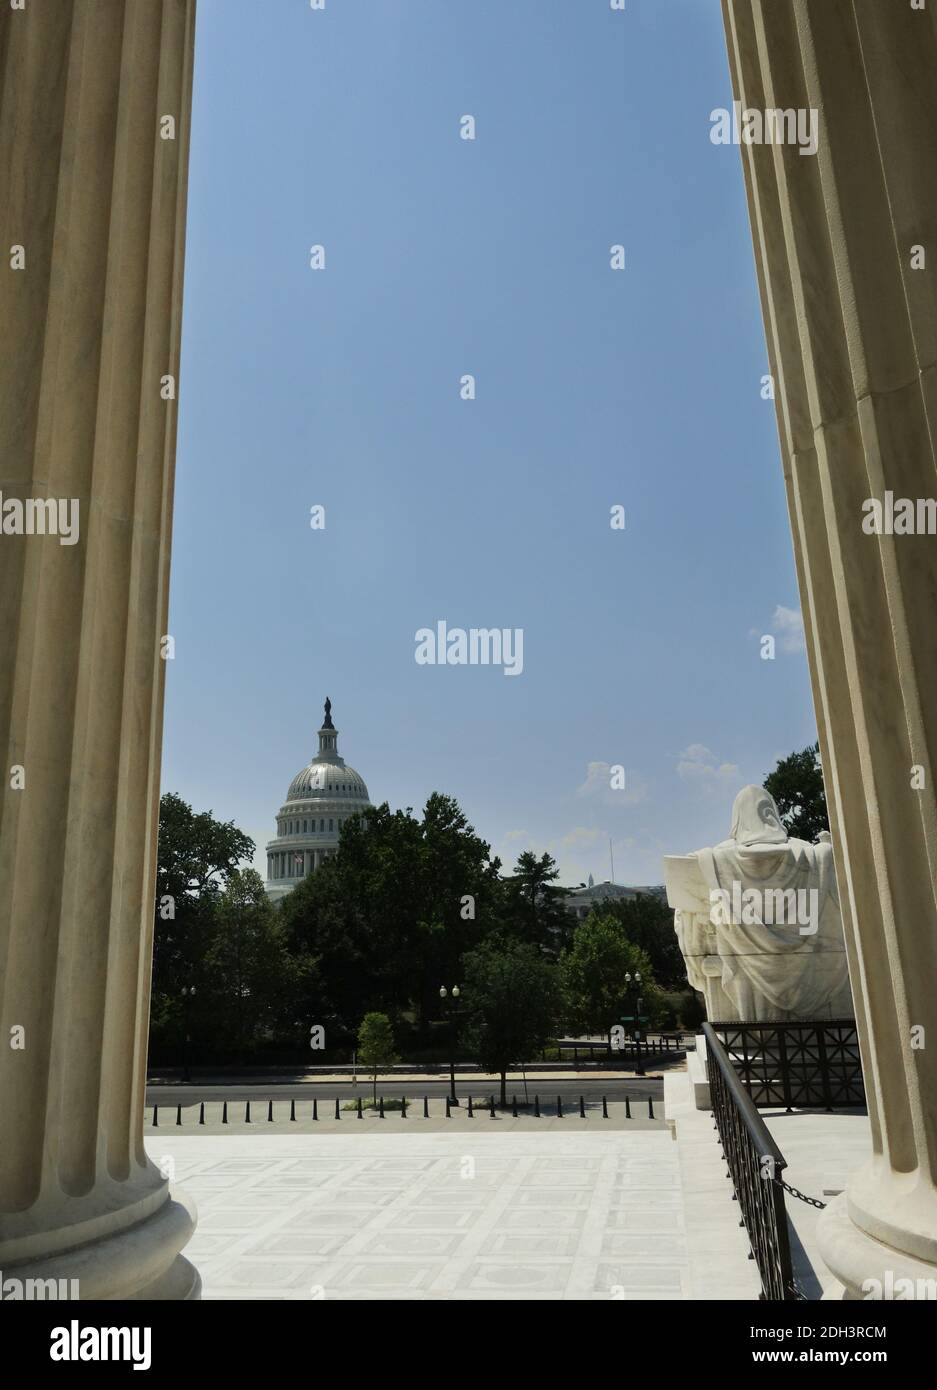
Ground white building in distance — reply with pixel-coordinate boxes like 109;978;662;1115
566;875;665;921
265;698;371;903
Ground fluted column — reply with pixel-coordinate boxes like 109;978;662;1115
722;0;937;1295
0;0;198;1298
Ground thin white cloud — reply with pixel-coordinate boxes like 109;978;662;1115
676;744;739;784
575;760;647;807
772;604;806;654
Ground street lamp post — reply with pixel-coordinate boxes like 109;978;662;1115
181;984;196;1084
439;985;461;1106
624;970;644;1077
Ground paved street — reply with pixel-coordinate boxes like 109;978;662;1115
146;1076;665;1109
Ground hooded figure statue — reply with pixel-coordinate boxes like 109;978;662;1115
665;785;853;1022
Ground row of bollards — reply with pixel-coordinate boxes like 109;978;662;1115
151;1094;658;1125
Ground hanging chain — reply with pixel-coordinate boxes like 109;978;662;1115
777;1177;827;1209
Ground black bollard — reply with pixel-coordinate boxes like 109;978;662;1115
357;1096;363;1119
534;1094;540;1118
334;1096;340;1120
445;1096;451;1118
401;1096;407;1118
222;1100;227;1125
625;1095;631;1120
648;1095;654;1120
489;1094;495;1118
379;1096;385;1118
423;1095;429;1118
467;1095;473;1117
602;1096;608;1119
290;1099;296;1122
313;1098;318;1121
579;1095;585;1119
199;1101;205;1125
557;1095;563;1118
153;1105;158;1127
267;1100;274;1122
176;1104;182;1126
511;1095;518;1118
245;1100;251;1124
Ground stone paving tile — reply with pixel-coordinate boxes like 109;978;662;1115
145;1131;733;1301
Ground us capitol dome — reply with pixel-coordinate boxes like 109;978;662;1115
265;698;371;902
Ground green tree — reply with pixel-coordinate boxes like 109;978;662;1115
558;912;660;1039
601;893;688;991
279;793;503;1036
156;791;255;903
461;938;560;1105
357;1012;399;1104
200;869;307;1063
764;742;829;842
414;793;503;1022
500;850;574;956
151;794;256;1060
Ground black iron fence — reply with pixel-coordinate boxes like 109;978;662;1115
709;1019;864;1111
543;1035;689;1063
702;1023;796;1301
148;1092;661;1125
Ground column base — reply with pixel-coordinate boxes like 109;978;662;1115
2;1189;200;1301
818;1193;937;1301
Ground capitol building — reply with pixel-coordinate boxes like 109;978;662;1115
265;698;371;902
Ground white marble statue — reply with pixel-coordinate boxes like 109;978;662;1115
664;785;854;1022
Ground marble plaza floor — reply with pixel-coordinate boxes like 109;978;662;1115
145;1131;711;1301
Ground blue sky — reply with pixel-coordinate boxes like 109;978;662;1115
164;0;818;888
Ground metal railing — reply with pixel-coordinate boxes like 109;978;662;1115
147;1091;662;1125
702;1023;796;1301
708;1019;864;1110
543;1035;688;1063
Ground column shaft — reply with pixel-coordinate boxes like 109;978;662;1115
0;0;198;1298
722;0;937;1291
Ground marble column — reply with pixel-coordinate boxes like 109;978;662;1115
0;0;198;1298
721;0;937;1295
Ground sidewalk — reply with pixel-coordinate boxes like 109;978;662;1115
147;1130;688;1299
147;1067;678;1086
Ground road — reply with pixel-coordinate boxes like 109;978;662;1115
146;1076;666;1108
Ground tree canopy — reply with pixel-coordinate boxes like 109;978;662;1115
558;912;659;1038
151;785;687;1065
460;938;560;1104
763;742;829;842
151;796;313;1064
498;849;575;956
